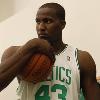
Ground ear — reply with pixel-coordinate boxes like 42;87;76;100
61;20;66;29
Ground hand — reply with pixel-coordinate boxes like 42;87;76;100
24;38;55;62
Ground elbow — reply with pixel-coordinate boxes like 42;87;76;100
0;77;12;92
0;73;15;92
0;80;9;92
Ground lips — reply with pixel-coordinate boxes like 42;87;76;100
38;33;49;39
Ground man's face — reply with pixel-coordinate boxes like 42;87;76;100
36;7;64;43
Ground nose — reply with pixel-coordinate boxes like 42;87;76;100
38;22;46;31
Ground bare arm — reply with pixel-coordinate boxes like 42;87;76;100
0;46;34;92
78;50;100;100
0;38;54;92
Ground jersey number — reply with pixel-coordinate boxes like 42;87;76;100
35;84;67;100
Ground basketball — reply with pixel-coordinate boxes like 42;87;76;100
19;53;54;83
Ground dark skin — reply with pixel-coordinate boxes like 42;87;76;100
0;7;100;100
78;50;100;99
0;39;54;91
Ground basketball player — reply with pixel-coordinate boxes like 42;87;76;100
0;2;100;100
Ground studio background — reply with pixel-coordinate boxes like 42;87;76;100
0;0;100;99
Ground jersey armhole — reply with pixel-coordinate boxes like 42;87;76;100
75;48;80;70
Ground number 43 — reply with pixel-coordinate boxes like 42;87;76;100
35;84;67;100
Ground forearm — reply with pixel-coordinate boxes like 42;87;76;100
0;52;33;92
0;38;52;91
0;44;36;91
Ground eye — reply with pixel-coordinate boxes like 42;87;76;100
35;19;40;24
43;18;53;24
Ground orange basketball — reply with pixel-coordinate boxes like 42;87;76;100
19;53;54;83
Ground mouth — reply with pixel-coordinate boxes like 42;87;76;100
38;34;49;39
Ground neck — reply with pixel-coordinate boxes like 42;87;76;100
51;41;67;55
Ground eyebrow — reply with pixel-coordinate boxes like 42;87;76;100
35;16;54;21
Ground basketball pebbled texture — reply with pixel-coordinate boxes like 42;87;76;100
20;53;54;83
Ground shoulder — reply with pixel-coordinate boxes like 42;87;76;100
77;50;96;72
1;46;21;62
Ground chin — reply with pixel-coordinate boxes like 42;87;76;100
38;36;53;45
39;36;49;41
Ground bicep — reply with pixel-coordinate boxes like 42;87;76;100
1;46;19;62
1;47;12;62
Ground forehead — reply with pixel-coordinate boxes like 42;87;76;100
36;8;57;19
